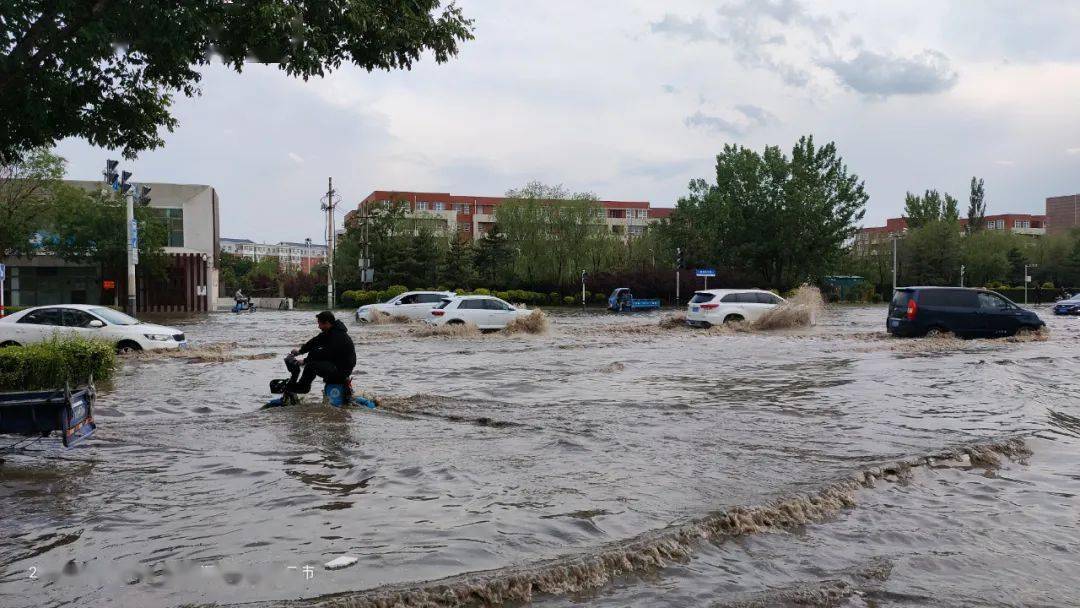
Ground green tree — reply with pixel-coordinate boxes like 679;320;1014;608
904;189;958;228
49;186;169;280
967;177;986;234
497;182;613;287
961;229;1013;286
900;220;962;286
1;1;474;162
218;251;255;293
473;226;515;286
440;237;476;288
0;148;65;257
661;135;867;289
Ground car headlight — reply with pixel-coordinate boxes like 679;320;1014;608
144;333;173;341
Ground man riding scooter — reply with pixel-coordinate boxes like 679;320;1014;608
268;311;357;406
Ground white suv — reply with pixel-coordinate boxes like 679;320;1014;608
686;289;785;327
427;295;530;330
355;291;454;323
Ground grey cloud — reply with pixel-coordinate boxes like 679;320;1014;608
823;49;959;96
649;14;717;42
661;84;678;94
684;111;743;135
714;0;828;87
734;104;775;126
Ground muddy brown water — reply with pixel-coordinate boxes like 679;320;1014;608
2;306;1079;607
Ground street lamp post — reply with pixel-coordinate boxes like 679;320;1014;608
891;233;898;293
960;265;965;287
1024;263;1038;305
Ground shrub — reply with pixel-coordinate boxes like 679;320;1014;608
549;291;560;304
0;337;116;391
1042;281;1055;289
593;292;607;302
472;288;491;296
563;295;576;305
494;291;510;301
341;290;380;306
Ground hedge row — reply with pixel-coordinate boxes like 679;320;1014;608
0;337;117;391
339;287;612;308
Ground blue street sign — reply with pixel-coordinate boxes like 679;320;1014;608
0;263;5;283
695;268;716;277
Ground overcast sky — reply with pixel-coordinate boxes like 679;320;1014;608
56;0;1080;243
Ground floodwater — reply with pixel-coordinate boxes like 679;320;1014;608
1;305;1079;607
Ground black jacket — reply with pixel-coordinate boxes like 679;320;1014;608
299;320;356;371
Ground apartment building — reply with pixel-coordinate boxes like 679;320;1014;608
346;190;673;241
1046;194;1080;236
854;213;1047;254
220;238;328;273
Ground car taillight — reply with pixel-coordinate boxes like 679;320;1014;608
700;303;719;309
906;299;917;320
431;310;445;316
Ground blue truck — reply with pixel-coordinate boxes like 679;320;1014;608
607;288;661;312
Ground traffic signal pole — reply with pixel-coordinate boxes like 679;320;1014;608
126;192;137;314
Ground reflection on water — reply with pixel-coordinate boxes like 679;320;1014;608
1;305;1079;607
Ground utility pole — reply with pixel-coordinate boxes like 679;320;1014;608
321;177;340;308
675;247;683;308
1024;263;1038;305
105;160;138;314
891;233;898;293
580;270;587;310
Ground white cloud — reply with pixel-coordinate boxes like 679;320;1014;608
1067;147;1080;155
994;160;1016;166
287;152;305;165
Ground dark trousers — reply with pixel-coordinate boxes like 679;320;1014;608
285;358;349;394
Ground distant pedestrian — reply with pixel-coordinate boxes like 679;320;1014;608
1034;283;1042;306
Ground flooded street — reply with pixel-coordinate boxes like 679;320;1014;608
2;305;1079;607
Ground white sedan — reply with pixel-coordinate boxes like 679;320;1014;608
427;295;531;330
0;304;186;352
685;289;785;327
355;291;454;323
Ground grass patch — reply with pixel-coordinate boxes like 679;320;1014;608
0;337;116;391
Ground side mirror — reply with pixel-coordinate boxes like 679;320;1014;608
88;319;105;328
508;306;516;311
394;301;402;305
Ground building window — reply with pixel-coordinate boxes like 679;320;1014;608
416;201;428;211
987;221;995;229
996;219;1005;229
458;222;471;232
463;204;471;214
147;207;184;247
435;202;445;211
607;209;623;219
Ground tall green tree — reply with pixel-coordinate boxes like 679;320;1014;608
1;1;474;162
660;135;867;289
904;189;958;228
497;182;613;287
473;226;515;286
967;176;987;233
0;147;65;257
900;220;962;286
440;237;476;289
49;186;169;279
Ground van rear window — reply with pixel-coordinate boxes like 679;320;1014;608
919;290;978;307
890;290;911;308
690;293;715;304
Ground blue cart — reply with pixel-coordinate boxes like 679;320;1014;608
608;288;661;312
0;385;97;448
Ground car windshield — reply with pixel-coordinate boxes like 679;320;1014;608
89;307;140;325
436;299;453;309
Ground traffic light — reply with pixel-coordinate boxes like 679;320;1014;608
135;184;152;206
119;170;133;194
104;159;119;187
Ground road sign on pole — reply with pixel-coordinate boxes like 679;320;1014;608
695;268;715;290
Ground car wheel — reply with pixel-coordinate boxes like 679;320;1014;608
0;340;20;348
116;340;143;354
924;327;950;338
1014;326;1038;337
447;319;465;325
723;314;744;324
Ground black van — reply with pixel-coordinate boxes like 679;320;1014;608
887;287;1045;338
